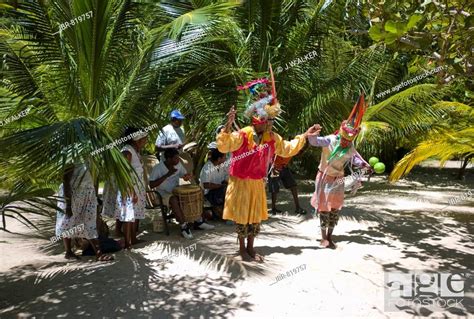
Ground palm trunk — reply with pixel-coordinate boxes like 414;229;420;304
1;206;5;230
457;155;472;180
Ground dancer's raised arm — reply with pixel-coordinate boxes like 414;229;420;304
217;106;244;153
306;124;332;147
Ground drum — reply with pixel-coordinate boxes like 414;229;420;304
182;142;198;152
179;142;197;174
172;185;203;222
143;154;159;173
143;154;159;189
179;152;194;175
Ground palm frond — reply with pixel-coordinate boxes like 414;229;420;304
0;179;58;230
389;127;474;182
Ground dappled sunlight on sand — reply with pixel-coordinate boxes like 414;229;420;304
0;165;472;317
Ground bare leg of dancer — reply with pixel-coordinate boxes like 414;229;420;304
246;234;264;262
237;224;252;261
246;224;264;262
327;210;339;249
319;212;330;248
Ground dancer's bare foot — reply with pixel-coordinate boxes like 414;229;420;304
320;239;330;248
239;249;253;261
253;253;264;262
247;248;264;262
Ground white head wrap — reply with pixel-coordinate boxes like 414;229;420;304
131;130;148;141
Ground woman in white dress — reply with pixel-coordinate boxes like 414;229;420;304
101;178;120;235
116;128;148;249
56;163;113;260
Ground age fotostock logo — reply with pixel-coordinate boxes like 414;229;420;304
384;271;471;312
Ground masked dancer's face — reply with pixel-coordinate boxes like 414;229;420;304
340;137;352;148
266;118;275;132
254;123;267;134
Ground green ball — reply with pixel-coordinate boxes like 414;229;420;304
369;157;379;167
374;162;386;174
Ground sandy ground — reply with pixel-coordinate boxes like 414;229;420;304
0;163;473;318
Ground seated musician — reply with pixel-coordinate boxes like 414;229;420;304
199;147;228;219
149;148;215;240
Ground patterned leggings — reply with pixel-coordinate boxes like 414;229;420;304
236;223;261;239
319;211;340;229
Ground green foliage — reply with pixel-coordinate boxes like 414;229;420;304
0;0;240;228
0;0;472;229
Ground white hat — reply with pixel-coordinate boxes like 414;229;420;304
131;131;148;141
183;142;198;152
207;142;218;149
215;125;225;135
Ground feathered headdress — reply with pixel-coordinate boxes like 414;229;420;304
237;64;281;125
339;93;367;141
328;92;367;162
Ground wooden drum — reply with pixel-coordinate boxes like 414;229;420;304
172;185;203;222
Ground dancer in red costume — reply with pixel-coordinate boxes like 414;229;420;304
217;68;320;261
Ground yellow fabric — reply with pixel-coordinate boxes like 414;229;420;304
273;132;306;158
218;126;307;224
217;126;269;152
217;130;244;153
217;126;306;154
223;176;268;224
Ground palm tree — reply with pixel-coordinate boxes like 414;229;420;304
357;0;473;177
388;101;474;181
154;1;461;178
0;0;469;229
150;0;406;174
357;83;448;170
0;0;239;229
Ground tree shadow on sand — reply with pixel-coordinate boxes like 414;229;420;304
0;250;252;318
336;206;473;317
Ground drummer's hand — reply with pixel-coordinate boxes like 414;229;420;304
183;174;193;181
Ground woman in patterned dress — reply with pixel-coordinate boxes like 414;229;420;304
116;128;148;249
56;163;113;261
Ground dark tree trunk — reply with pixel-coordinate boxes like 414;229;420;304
1;207;5;230
457;154;472;180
